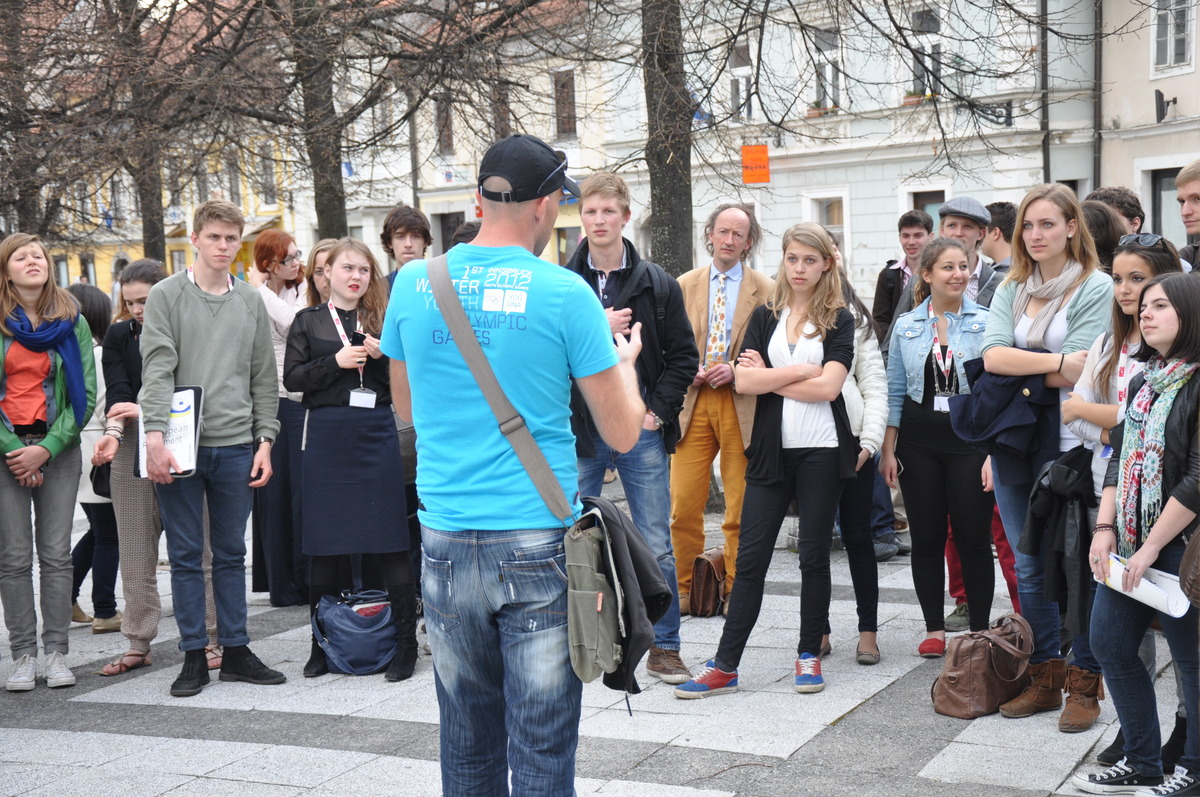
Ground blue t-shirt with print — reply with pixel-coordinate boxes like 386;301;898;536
380;244;618;531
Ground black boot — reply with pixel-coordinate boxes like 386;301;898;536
1162;712;1187;772
170;649;210;697
303;636;328;678
1097;727;1125;765
220;645;286;685
305;581;337;678
385;583;419;682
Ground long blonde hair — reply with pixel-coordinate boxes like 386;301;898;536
0;233;78;335
1007;183;1099;285
767;223;845;339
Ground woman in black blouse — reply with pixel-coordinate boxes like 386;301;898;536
283;237;415;681
676;223;856;698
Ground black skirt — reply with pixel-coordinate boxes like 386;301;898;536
300;404;409;556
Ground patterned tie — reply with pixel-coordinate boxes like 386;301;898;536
705;274;728;367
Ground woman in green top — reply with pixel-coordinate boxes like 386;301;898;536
0;233;96;692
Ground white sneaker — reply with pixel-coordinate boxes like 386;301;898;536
5;655;37;692
44;651;75;688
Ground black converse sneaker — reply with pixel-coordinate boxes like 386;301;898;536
1136;767;1200;797
1074;758;1165;795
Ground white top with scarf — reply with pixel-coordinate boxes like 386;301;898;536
1015;304;1081;452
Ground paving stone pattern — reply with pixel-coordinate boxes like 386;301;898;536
0;490;1183;796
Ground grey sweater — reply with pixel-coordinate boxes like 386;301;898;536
139;272;280;447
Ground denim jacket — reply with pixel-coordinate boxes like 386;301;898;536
886;296;989;428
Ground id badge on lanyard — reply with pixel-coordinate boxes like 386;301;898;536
930;309;954;413
327;303;376;408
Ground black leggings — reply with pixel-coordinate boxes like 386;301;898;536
716;448;848;671
838;460;879;632
896;441;994;632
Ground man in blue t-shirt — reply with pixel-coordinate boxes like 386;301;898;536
380;134;646;797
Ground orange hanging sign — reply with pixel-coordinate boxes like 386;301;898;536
742;145;770;184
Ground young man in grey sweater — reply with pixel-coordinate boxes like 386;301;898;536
139;200;284;697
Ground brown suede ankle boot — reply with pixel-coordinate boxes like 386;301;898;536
1059;665;1104;732
999;658;1066;718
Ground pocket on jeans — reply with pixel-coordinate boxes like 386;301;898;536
499;548;568;632
421;554;460;634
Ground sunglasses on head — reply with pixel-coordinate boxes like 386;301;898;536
1118;233;1166;249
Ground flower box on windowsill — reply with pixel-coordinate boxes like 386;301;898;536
806;106;839;118
902;93;937;107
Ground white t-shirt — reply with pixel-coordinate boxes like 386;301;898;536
769;308;837;449
1015;305;1081;452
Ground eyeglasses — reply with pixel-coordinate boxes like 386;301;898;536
281;251;303;265
1118;233;1166;249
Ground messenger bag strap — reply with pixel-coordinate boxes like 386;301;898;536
426;254;575;524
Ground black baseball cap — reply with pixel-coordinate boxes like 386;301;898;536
478;134;580;203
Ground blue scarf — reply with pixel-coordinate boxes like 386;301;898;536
8;307;88;426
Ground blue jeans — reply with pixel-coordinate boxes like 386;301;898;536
869;452;896;540
577;428;680;651
993;478;1099;670
421;525;580;797
1091;543;1199;776
155;444;254;652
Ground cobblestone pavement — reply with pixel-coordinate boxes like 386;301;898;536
0;483;1182;796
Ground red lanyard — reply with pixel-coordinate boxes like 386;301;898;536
1116;342;1130;406
327;302;364;383
929;307;954;383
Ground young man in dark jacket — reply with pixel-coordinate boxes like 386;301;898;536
566;171;699;685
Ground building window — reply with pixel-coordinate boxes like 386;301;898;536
913;43;942;96
195;167;209;204
170;250;187;274
553;70;576;138
436;94;454;156
729;41;753;121
912;190;945;217
817;197;844;243
493;84;512;139
1151;168;1196;246
258;152;277;205
554;226;581;265
54;257;69;286
813;29;840;109
80;254;96;285
1155;0;1192;69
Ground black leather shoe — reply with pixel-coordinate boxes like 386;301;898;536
170;649;210;697
219;645;286;685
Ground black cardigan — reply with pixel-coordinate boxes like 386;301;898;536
101;319;143;413
739;305;858;484
1103;370;1200;546
566;238;698;455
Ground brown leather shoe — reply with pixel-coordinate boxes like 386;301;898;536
1000;658;1066;718
646;647;691;684
1059;665;1104;732
678;592;690;616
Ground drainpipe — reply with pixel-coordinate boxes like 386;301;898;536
1092;0;1103;190
1040;0;1051;183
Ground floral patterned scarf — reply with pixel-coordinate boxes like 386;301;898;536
1116;356;1200;557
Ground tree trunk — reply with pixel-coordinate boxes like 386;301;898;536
294;1;348;240
129;149;166;262
641;0;694;278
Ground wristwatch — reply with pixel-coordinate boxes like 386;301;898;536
254;436;273;448
649;412;665;429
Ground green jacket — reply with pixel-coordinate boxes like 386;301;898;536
0;315;97;459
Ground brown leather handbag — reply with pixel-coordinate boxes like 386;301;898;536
1180;532;1200;608
931;613;1034;719
690;547;726;617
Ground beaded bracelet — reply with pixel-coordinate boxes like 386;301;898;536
103;430;123;441
1092;523;1115;536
